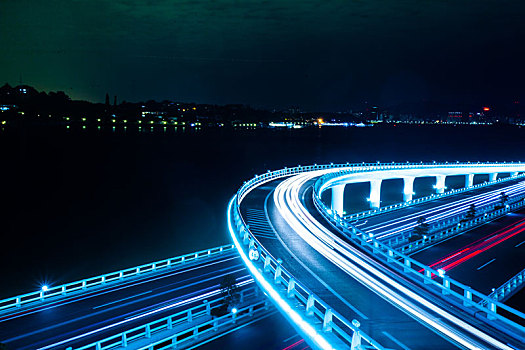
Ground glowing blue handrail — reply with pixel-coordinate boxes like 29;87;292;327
67;284;267;350
386;193;525;246
485;267;525;304
232;169;388;349
395;198;525;253
0;244;235;313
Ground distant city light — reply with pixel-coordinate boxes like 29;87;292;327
483;107;490;111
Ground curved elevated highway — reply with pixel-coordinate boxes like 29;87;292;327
228;162;525;350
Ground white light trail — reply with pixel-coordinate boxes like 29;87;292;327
274;172;513;350
365;181;525;239
227;197;335;350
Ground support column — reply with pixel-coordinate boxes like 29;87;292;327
369;179;382;209
403;176;415;202
331;184;345;215
465;174;474;188
435;175;446;194
488;173;497;182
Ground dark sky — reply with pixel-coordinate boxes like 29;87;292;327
1;0;523;111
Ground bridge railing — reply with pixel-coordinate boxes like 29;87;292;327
342;172;525;221
131;299;271;350
0;244;235;313
394;198;525;253
231;199;386;350
232;164;412;349
67;284;266;350
485;267;525;304
312;188;525;340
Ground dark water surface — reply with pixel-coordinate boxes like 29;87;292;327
1;124;525;298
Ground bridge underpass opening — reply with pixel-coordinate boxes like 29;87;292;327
323;182;371;215
445;175;468;191
342;182;371;214
413;176;436;199
379;178;404;207
475;174;490;185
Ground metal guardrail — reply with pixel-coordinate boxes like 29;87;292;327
0;244;235;313
486;267;525;304
67;284;264;350
230;199;385;350
131;299;272;350
395;199;525;254
312;189;525;339
341;172;525;221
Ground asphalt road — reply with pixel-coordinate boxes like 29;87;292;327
0;252;252;350
411;210;525;294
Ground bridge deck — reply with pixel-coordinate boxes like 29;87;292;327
0;252;250;350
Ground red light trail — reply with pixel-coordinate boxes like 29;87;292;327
282;339;307;350
427;218;525;273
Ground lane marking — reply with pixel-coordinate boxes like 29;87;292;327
35;279;254;350
515;240;525;248
283;334;300;344
92;290;152;309
477;258;496;271
4;270;250;344
382;331;411;350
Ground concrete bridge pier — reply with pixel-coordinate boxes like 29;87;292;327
435;175;446;194
369;179;382;209
465;174;474;188
489;173;498;182
403;176;415;202
331;184;345;215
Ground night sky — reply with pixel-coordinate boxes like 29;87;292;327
1;0;523;111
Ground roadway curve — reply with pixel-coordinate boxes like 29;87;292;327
237;165;525;350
